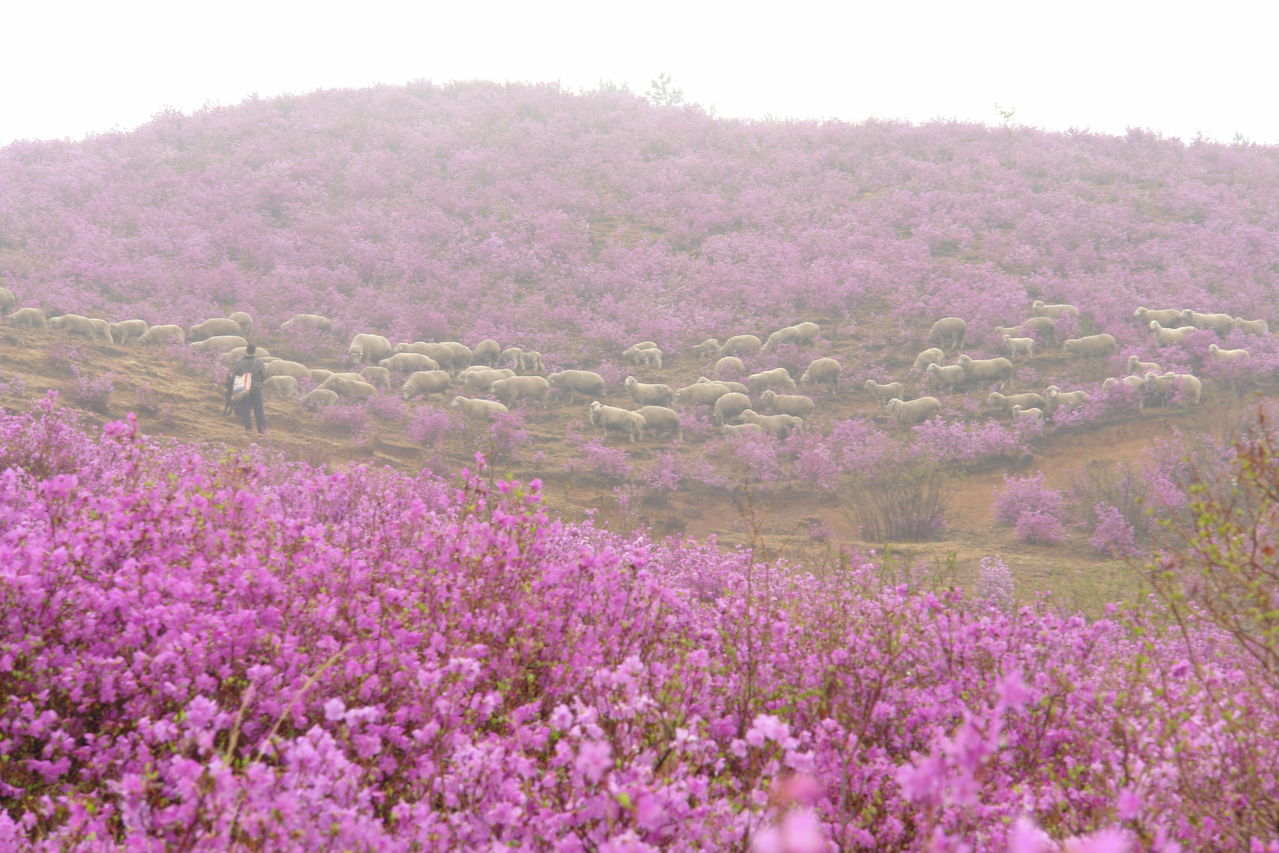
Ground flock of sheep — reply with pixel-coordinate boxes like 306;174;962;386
1;283;1270;450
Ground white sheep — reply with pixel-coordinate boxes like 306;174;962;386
262;375;298;399
800;357;841;390
925;363;967;392
266;360;311;380
227;311;253;336
622;343;662;369
762;321;820;351
720;334;763;356
1101;375;1147;394
1208;343;1249;363
309;368;335;384
472;339;501;366
625;376;674;407
1232;317;1269;335
1031;299;1079;319
1042;386;1090;415
719;380;750;395
224;346;271;366
188;317;242;341
987;391;1046;415
713;392;753;425
302;388;340;409
1061;334;1117;358
761;390;815;419
348;333;393;365
692;338;721;359
1181;309;1233;334
746;367;796;394
361;366;392;389
1126;355;1160;375
498;346;522;367
738;409;803;438
714;356;745;378
721;422;765;436
401;370;452;400
282;313;333;334
49;314;113;344
1148;321;1197;347
380;352;440;373
886;396;941;427
492;375;551;407
136;323;183;345
189;335;247;353
635;405;681;440
588;401;645;442
928;317;967;352
6;307;46;329
109;319;149;344
1023;316;1058;347
864;379;905;405
517;350;545;374
673;381;732;406
1133;307;1183;327
1010;405;1045;425
1002;335;1035;360
452;396;511;422
461;367;516;392
0;287;14;313
444;342;474;370
396;342;456;372
957;354;1014;383
1140;372;1202;410
548;370;606;402
319;375;377;400
911;347;946;374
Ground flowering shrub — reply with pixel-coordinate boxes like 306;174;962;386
365;390;410;422
319;402;370;438
977;554;1014;606
67;366;113;413
1090;502;1141;557
913;417;1027;465
405;406;455;446
995;472;1065;526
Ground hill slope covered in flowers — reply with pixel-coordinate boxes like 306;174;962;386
1;399;1276;850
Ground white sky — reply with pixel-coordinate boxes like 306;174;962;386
3;0;1277;147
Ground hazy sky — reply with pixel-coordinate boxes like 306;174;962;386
4;0;1275;147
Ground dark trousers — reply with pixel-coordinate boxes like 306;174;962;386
238;391;266;432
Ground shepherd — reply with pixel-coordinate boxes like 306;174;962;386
226;343;269;434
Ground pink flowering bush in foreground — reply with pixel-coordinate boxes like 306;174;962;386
1;396;1277;850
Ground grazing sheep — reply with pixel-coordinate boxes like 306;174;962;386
1141;372;1202;410
7;307;47;329
1208;343;1250;363
444;342;474;370
319;375;377;400
718;379;750;395
626;340;658;352
1031;299;1079;319
886;396;941;427
1010;405;1045;425
400;370;452;400
262;375;298;399
228;311;253;336
1023;316;1058;347
492;375;551;407
224;346;271;366
282;313;333;334
1061;334;1117;359
762;321;820;351
713;392;753;425
361;366;392;389
911;347;946;374
1233;317;1269;335
380;352;440;373
1002;335;1035;360
714;356;745;378
625;376;674;407
138;323;183;345
189;335;247;353
1126;355;1160;375
1148;321;1197;347
0;287;14;313
720;334;763;357
864;379;905;405
674;380;732;406
928;317;967;352
548;370;606;402
987;391;1047;415
302;388;340;409
309;368;334;384
1043;386;1090;415
188;317;242;341
109;319;149;344
623;343;662;368
472;339;501;366
1134;307;1183;327
721;422;765;436
957;354;1014;383
800;357;841;390
498;346;522;367
761;390;815;419
692;338;721;359
1102;375;1147;394
396;342;456;372
348;333;393;365
461;367;516;392
635;405;681;440
746;367;796;394
925;363;967;392
739;409;803;438
49;314;113;344
1181;309;1233;334
588;401;645;442
266;360;311;380
517;350;545;374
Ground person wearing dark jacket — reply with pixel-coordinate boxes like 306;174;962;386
227;344;269;433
